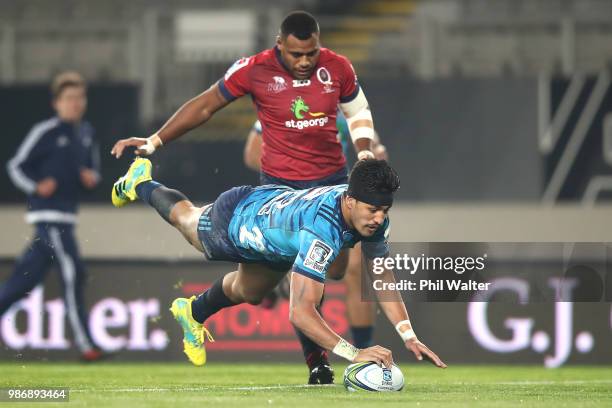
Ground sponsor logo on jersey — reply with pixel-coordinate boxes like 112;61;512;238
303;239;334;273
285;96;329;129
292;79;311;87
267;76;287;93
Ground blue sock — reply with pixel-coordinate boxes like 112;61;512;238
135;180;161;204
351;326;374;349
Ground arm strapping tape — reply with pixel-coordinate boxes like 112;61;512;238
339;88;375;143
139;133;163;155
395;319;417;342
332;338;360;362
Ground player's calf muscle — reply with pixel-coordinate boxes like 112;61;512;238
229;264;286;304
227;274;266;305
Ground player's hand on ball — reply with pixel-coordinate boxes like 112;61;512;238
405;338;447;368
111;136;161;159
354;345;393;368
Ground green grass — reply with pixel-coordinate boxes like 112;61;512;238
1;363;611;407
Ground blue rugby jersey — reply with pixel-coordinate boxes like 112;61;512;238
227;184;390;282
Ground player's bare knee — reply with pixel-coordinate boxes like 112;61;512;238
231;280;264;305
168;202;196;227
171;206;199;235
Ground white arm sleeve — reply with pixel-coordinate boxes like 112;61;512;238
339;88;375;143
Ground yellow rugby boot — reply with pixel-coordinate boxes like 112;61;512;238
111;157;152;207
170;296;214;366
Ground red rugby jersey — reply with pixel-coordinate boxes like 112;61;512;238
218;47;360;180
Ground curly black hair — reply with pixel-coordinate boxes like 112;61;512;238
280;11;319;40
348;159;400;195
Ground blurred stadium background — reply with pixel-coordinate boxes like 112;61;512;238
1;0;612;370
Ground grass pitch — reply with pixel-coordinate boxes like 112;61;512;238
1;362;611;407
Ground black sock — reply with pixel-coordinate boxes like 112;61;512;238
136;181;188;224
191;277;237;323
135;180;161;203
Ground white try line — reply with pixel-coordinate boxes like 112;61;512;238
488;380;612;386
68;380;612;393
71;384;338;393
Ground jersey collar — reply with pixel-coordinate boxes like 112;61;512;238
273;46;292;76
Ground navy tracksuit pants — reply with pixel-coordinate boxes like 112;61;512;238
0;222;95;352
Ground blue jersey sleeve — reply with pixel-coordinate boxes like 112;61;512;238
361;217;390;259
292;228;341;283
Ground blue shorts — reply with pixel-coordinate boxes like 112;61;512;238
197;186;291;271
260;167;348;189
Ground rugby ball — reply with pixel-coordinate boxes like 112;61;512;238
343;362;404;392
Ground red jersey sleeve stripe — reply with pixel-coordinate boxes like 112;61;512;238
339;83;361;103
217;79;238;102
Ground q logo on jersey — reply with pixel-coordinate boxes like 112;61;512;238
317;67;334;94
304;240;333;273
317;67;331;84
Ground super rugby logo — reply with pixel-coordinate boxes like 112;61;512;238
303;239;333;273
382;368;393;384
285;96;329;129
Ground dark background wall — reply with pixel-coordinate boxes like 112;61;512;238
362;77;542;201
0;84;141;203
1;77;542;203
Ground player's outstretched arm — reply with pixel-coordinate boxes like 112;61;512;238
289;272;393;367
111;83;230;158
367;262;447;368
